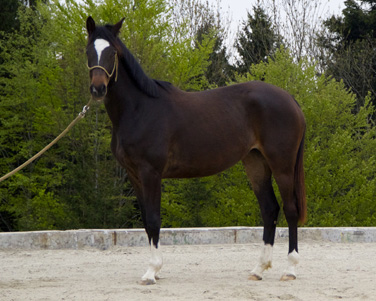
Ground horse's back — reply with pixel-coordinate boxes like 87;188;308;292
175;81;305;146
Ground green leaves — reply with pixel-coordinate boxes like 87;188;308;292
319;0;376;110
1;1;375;231
235;4;282;75
0;0;216;231
161;163;261;228
236;48;376;227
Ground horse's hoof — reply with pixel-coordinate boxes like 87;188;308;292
280;274;296;281
249;274;262;281
140;278;156;285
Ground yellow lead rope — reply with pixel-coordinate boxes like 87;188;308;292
0;99;93;183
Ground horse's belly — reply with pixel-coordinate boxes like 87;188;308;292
162;114;256;178
162;163;236;178
162;145;248;178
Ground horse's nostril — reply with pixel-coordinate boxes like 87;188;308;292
90;84;107;98
98;84;107;95
90;84;97;95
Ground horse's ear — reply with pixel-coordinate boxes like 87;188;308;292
86;16;96;35
112;18;125;36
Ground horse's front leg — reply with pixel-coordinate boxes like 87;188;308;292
141;238;163;285
136;168;163;285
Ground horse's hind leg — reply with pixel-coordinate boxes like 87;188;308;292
273;169;300;281
242;150;280;281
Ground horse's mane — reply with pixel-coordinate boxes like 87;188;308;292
89;24;171;98
118;41;172;98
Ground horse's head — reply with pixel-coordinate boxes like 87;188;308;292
86;16;124;101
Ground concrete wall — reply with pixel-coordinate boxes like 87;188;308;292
1;227;376;250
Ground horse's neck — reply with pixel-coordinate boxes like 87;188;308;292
104;67;148;128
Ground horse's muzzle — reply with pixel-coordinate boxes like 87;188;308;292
90;83;107;101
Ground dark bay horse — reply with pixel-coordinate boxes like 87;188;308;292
85;17;306;284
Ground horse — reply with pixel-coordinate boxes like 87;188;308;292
85;16;306;284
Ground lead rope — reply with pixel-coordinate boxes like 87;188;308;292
0;99;93;183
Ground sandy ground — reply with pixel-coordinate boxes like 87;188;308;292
1;241;375;301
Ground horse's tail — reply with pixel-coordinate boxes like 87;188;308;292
294;129;307;225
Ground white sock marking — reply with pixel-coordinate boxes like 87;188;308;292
251;244;273;278
141;240;163;284
283;250;299;278
94;39;110;64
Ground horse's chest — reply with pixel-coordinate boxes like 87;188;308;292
111;131;141;166
111;130;166;172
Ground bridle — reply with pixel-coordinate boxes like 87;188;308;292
87;52;119;82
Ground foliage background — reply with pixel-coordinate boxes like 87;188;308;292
0;0;375;231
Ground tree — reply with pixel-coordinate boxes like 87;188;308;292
318;0;376;110
0;0;217;231
2;0;375;231
234;4;282;75
0;0;21;33
236;48;376;226
0;0;47;33
196;21;234;87
162;163;261;228
169;0;232;88
0;5;75;230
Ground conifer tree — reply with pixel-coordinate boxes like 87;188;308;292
319;0;376;110
234;4;282;74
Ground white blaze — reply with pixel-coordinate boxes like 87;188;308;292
94;39;110;64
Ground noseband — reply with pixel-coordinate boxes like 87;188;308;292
87;52;118;82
